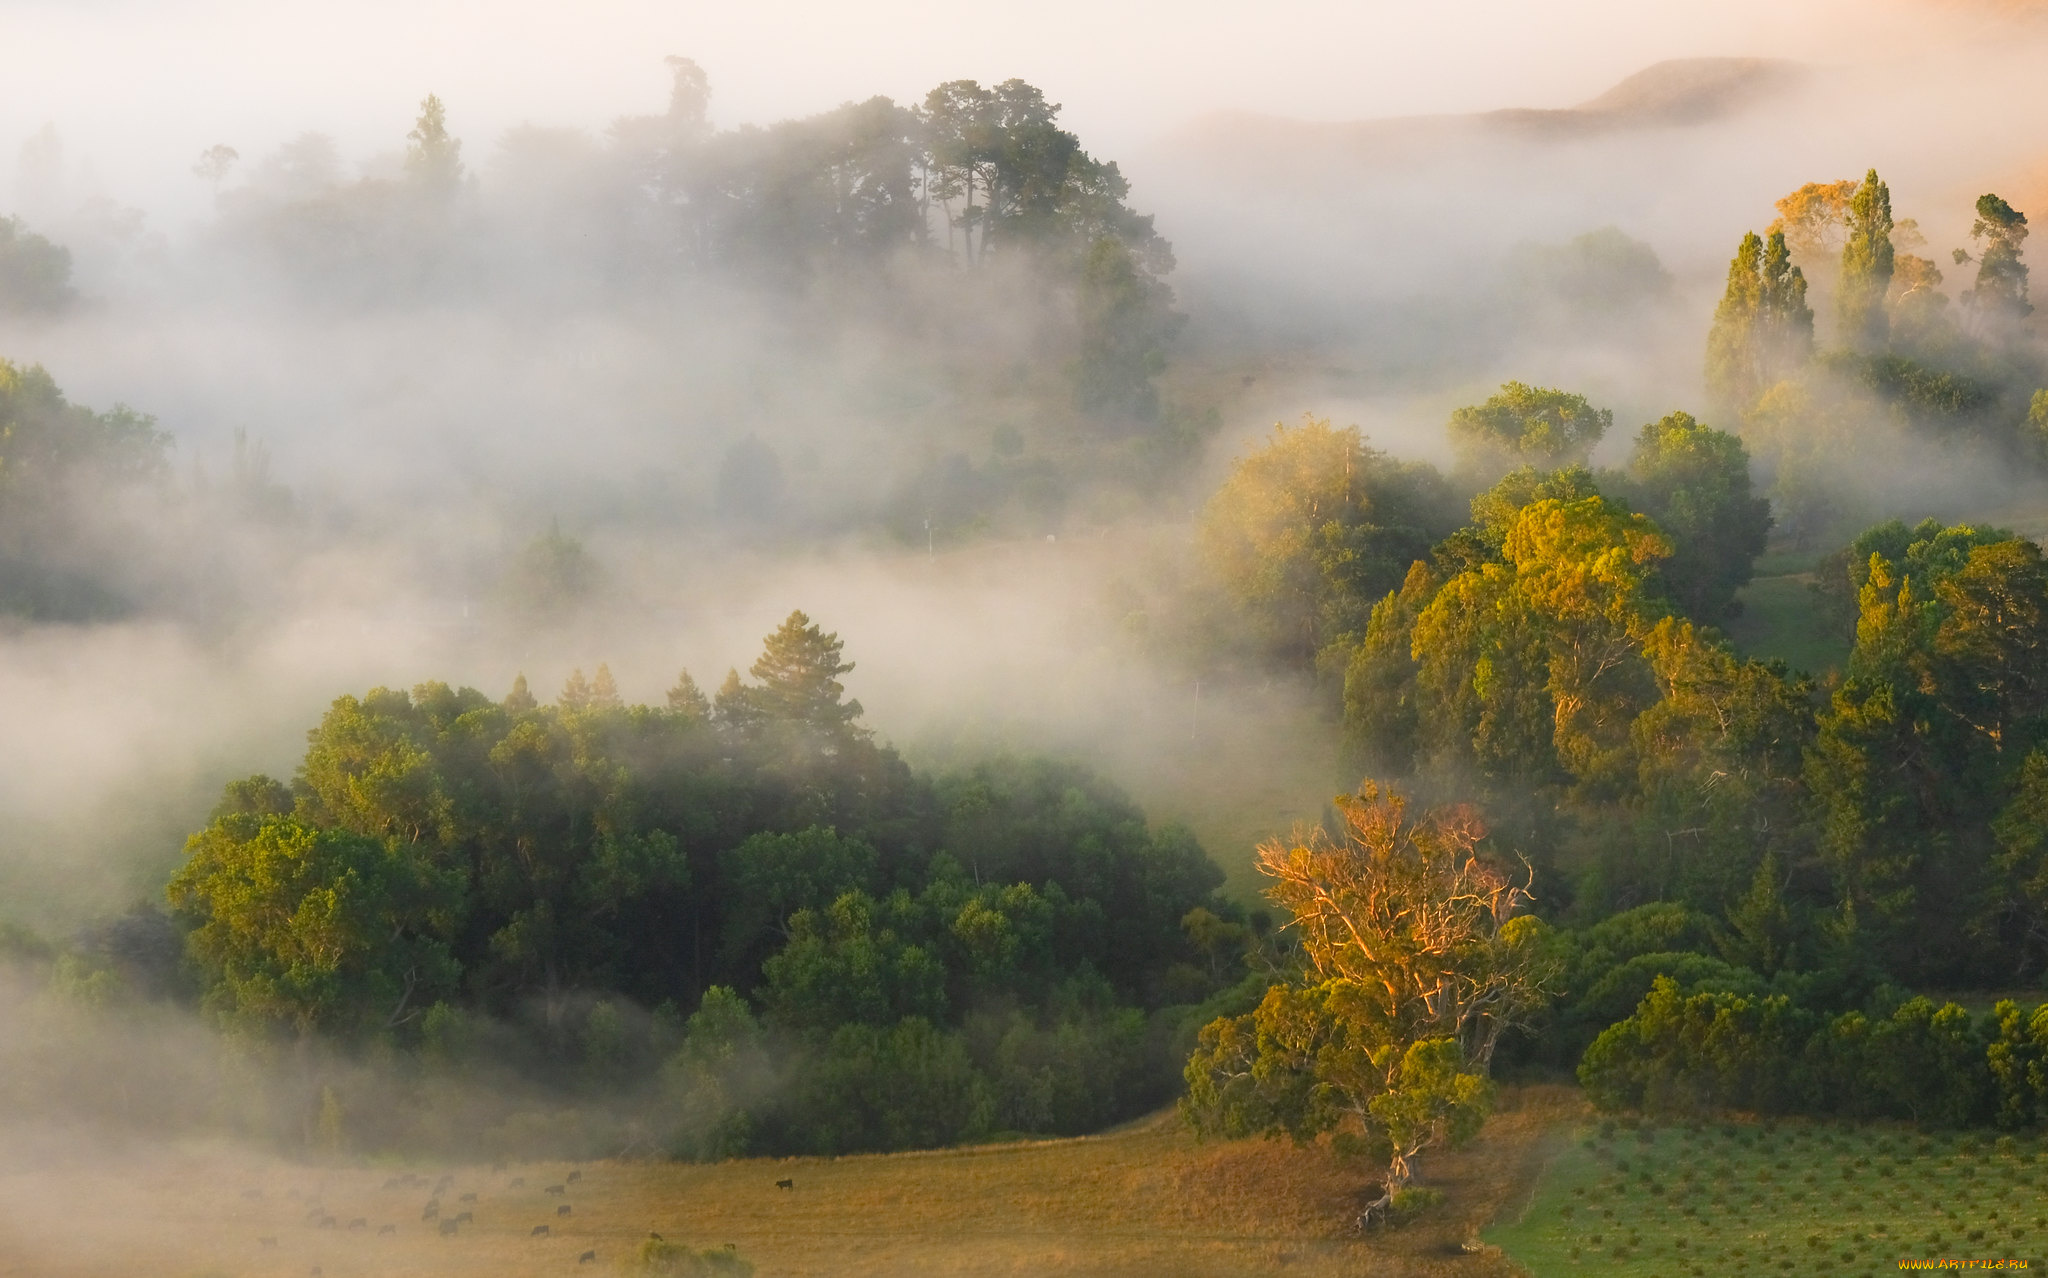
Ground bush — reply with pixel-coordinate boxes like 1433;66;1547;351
632;1238;755;1276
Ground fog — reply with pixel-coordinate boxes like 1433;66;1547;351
4;1;2048;1268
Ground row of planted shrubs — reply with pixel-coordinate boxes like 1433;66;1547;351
1580;975;2048;1127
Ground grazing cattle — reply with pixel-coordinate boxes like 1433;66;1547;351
378;1225;396;1236
438;1218;459;1236
567;1170;582;1183
557;1204;572;1217
303;1206;325;1221
775;1178;794;1190
530;1225;550;1237
318;1215;337;1229
347;1218;366;1231
435;1174;453;1190
421;1202;439;1221
579;1250;597;1264
258;1237;278;1249
647;1233;663;1242
459;1192;476;1203
544;1184;565;1195
455;1212;473;1225
508;1177;526;1188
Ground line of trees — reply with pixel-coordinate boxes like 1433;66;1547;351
159;611;1251;1155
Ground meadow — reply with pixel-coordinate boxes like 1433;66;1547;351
0;1088;1581;1278
1485;1115;2048;1275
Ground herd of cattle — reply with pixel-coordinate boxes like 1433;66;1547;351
236;1162;768;1272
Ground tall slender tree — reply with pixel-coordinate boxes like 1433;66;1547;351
1707;229;1813;411
1838;169;1896;350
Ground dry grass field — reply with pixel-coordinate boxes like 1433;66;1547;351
0;1086;1584;1278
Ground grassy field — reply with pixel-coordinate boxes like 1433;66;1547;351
1723;570;1849;679
0;1088;1581;1278
1485;1116;2048;1275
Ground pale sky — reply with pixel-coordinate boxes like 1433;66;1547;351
3;0;1958;223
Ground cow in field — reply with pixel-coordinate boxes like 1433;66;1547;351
347;1218;366;1230
378;1225;396;1235
544;1184;565;1195
567;1170;582;1182
775;1178;794;1190
557;1204;572;1216
455;1212;473;1225
508;1177;526;1188
531;1224;550;1237
579;1250;596;1263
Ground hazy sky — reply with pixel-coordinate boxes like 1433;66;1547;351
0;0;1967;223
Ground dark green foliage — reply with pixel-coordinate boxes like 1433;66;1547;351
1578;976;2048;1128
0;216;75;313
0;359;170;619
1963;193;2031;329
1617;411;1772;620
167;614;1232;1154
1071;236;1184;421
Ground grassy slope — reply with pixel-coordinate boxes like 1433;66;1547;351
0;1087;1581;1278
1485;1117;2048;1276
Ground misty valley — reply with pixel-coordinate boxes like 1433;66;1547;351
6;18;2048;1278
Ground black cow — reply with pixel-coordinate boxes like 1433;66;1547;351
531;1224;550;1237
508;1178;526;1189
318;1216;336;1229
775;1178;794;1190
579;1250;597;1263
422;1202;439;1220
557;1204;572;1217
438;1218;459;1237
347;1218;366;1230
455;1212;473;1225
544;1184;565;1195
378;1224;396;1235
567;1170;582;1183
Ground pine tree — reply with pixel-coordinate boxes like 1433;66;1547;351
559;668;593;710
1838;169;1895;350
590;663;623;709
747;611;866;734
712;668;757;729
405;93;464;196
666;669;710;719
504;673;537;713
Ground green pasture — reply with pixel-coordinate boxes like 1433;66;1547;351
1487;1118;2048;1275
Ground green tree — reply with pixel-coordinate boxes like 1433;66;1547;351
1620;411;1772;620
405;93;464;195
1447;383;1611;479
742;610;867;739
166;808;460;1036
1838;169;1895;350
0;216;76;313
1071;236;1181;420
1704;230;1812;411
1959;192;2031;330
1182;784;1548;1217
1200;417;1454;665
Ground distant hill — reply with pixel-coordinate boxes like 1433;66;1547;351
1166;58;1805;166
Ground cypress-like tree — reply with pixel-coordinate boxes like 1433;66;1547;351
1705;230;1812;410
1838;169;1895;350
404;93;464;197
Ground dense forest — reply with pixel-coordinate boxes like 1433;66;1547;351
6;51;2048;1241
